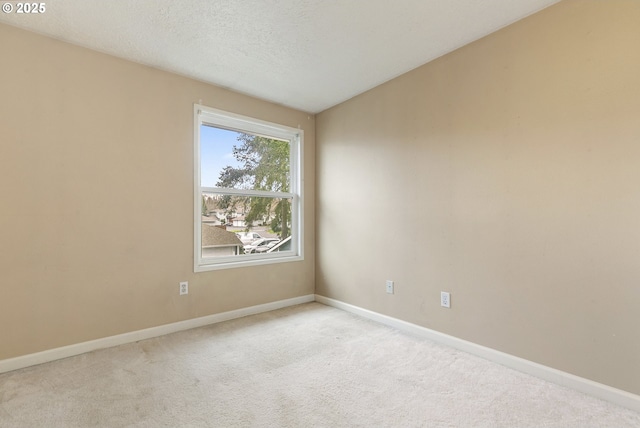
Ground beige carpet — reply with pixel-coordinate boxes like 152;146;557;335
1;302;639;427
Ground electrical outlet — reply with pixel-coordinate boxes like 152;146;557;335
386;280;394;294
440;291;450;308
179;281;188;295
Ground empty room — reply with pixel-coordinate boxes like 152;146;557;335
1;0;640;426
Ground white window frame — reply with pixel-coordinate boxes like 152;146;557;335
194;104;304;271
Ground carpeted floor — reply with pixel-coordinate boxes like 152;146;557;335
1;302;639;427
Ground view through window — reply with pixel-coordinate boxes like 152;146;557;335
194;106;302;271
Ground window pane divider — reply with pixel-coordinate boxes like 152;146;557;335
202;187;295;199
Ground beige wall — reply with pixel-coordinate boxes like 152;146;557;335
3;0;640;398
316;0;640;395
0;23;315;360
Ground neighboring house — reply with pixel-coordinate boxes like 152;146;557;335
231;215;246;228
202;215;220;225
201;224;243;257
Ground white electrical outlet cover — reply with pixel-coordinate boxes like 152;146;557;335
180;281;188;295
386;280;394;294
441;291;450;308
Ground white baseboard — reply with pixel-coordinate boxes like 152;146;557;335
314;294;640;414
3;292;638;414
0;294;315;374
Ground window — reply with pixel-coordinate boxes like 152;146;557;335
194;105;303;271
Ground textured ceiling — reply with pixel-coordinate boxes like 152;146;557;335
1;0;559;113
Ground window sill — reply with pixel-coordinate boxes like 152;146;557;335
195;253;304;272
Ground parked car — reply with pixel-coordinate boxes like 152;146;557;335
236;231;264;245
265;236;292;253
254;239;282;253
244;238;279;254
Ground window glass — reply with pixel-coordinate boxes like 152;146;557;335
194;105;303;271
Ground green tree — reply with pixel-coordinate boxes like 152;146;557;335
217;134;291;237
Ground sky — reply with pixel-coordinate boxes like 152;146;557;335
200;124;243;188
